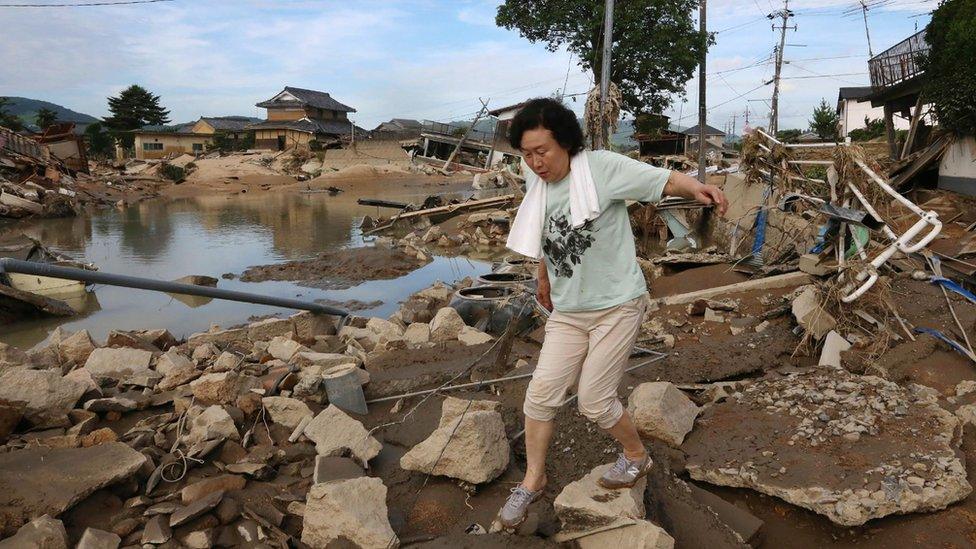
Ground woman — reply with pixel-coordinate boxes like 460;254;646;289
497;98;728;529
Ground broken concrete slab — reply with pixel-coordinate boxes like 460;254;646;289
303;405;381;466
438;396;502;428
553;463;647;541
76;527;121;549
302;477;398;548
400;409;509;484
184;405;240;446
212;351;241;372
0;514;68;548
261;396;312;430
818;331;852;369
683;368;972;526
0;368;86;428
267;336;308;362
458;325;493;346
429;306;466;342
627;382;700;447
791;285;836;340
403;322;431;347
181;475;245;504
83;347;153;382
156;348;194;377
191;371;242;404
246;317;294;342
687;483;764;546
0;443;146;535
576;519;675;549
141;514;172;544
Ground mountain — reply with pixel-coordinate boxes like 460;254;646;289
0;96;100;126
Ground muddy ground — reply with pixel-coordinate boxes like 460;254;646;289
240;246;431;289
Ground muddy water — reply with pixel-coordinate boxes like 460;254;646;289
1;183;498;348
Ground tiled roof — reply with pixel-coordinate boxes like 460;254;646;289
246;117;366;136
200;116;262;131
256;87;356;113
681;123;725;137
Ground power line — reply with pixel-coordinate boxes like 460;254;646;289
0;0;171;6
708;82;769;111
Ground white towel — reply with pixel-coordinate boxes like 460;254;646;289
506;152;602;260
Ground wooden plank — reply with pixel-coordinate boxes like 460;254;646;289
656;271;812;307
394;194;515;221
0;191;43;214
900;94;925;160
889;135;952;189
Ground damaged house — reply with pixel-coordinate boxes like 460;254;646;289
247;86;366;151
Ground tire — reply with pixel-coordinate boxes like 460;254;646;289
449;285;537;335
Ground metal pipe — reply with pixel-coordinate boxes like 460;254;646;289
0;258;348;317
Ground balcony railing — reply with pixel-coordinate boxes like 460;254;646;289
869;29;930;91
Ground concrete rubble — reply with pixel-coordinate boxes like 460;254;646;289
627;381;700;447
554;462;648;540
302;477;398;548
684;368;972;526
303;404;382;466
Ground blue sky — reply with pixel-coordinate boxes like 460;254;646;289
0;0;937;132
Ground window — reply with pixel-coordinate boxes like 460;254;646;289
142;142;163;151
192;143;204;152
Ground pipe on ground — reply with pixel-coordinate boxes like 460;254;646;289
0;258;348;317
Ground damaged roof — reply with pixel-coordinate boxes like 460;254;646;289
256;87;357;113
681;124;726;137
199;116;263;131
246;118;366;136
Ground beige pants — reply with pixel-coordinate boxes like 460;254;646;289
523;294;649;429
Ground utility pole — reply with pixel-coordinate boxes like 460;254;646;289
597;0;615;150
731;113;737;142
697;0;707;183
442;98;489;173
768;0;795;135
859;0;874;57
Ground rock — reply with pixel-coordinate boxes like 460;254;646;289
302;477;398;549
791;286;836;340
76;527;121;549
627;382;700;447
956;404;976;426
247;318;294;342
170;491;224;527
141;515;172;544
303;405;381;466
139;329;178;351
181;475;246;504
458;325;493;346
429;307;466;342
187;327;249;349
192;343;220;362
184;405;240;445
214;497;242;524
438;396;502;428
0;515;68;548
58;330;96;365
728;317;754;336
182;529;215;549
80;427;118;447
294;352;359;369
158;364;202;391
156;349;195;377
400;409;509;484
955;380;976;397
267;336;307;362
83;347;153;382
0;402;24;440
366;317;404;341
576;519;675;549
422;226;442;243
261;396;312;430
0;368;86;428
403;323;431;347
104;330;159;352
290;311;338;340
191;372;241;404
313;456;365;484
0;342;27;372
84;394;144;413
553;463;647;539
703;308;724;323
212;352;240;372
0;443;146;535
683;368;973;527
818;331;852;369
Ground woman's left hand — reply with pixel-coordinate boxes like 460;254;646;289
694;184;729;216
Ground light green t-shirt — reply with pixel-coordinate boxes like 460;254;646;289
542;150;670;312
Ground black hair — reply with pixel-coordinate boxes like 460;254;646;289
508;98;585;156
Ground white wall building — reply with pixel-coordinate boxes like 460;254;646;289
836;87;910;137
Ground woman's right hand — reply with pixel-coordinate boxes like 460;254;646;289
536;261;553;311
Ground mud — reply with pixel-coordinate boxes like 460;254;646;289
240;246;430;289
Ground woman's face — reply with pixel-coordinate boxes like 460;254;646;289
519;127;571;183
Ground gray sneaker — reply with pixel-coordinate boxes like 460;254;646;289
597;453;653;489
497;484;544;529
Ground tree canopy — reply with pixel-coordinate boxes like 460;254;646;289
496;0;708;117
103;85;170;148
0;97;24;131
809;99;839;140
923;0;976;136
35;108;58;130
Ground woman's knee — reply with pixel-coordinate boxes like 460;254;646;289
523;379;561;422
577;391;624;429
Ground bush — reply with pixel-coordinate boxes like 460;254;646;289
849;118;886;142
159;163;185;182
922;0;976;135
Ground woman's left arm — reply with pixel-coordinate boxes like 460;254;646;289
663;171;729;216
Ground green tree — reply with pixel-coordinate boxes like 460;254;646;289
84;122;115;158
922;0;976;136
496;0;709;116
103;85;170;149
776;129;802;143
0;97;25;131
35;107;58;130
809;99;839;140
849;117;886;142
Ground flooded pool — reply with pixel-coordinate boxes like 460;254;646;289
1;182;500;349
